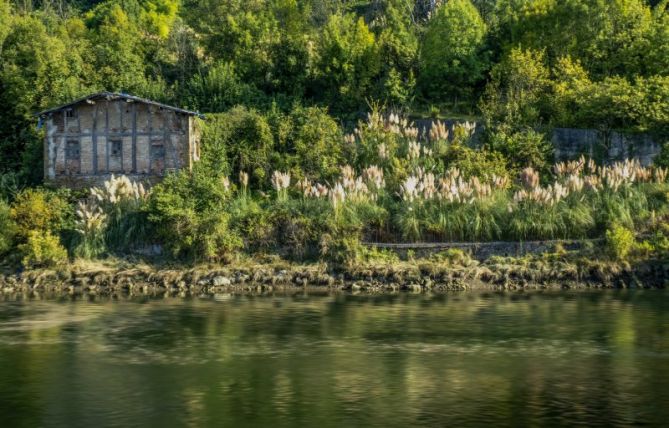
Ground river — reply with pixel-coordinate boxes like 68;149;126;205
0;290;668;427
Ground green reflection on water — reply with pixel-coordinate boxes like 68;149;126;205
0;291;668;427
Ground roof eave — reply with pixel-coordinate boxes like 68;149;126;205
34;92;204;119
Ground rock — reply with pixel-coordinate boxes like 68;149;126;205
406;283;422;293
351;283;362;292
212;276;231;287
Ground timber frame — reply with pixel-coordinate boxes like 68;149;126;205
36;92;203;187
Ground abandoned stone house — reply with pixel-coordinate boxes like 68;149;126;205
37;92;203;186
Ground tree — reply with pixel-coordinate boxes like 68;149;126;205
0;13;88;177
647;1;669;75
184;0;279;91
490;0;656;79
0;0;11;48
310;13;381;112
480;48;550;128
419;0;488;102
373;0;419;106
88;4;155;94
186;61;263;113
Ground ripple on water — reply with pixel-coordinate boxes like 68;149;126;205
0;291;667;427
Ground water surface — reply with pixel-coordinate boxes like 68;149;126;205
0;290;668;427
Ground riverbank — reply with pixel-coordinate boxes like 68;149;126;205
1;248;666;297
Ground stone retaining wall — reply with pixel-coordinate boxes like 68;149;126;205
365;239;599;260
552;128;661;166
411;119;663;166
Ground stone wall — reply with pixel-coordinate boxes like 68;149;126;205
365;239;598;261
552;128;662;166
411;119;663;165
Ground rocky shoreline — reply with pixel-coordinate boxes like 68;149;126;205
1;252;666;298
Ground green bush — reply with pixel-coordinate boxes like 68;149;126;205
10;188;70;240
270;106;345;183
488;128;554;176
441;139;510;180
205;107;274;187
0;199;16;255
654;141;669;169
429;248;473;266
605;224;636;261
227;196;273;253
148;168;242;262
18;230;68;268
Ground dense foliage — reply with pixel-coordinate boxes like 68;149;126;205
2;0;669;185
1;110;668;268
1;0;669;268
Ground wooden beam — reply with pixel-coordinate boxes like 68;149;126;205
105;100;110;173
132;103;137;173
92;104;98;174
148;106;153;173
44;131;184;138
165;111;179;170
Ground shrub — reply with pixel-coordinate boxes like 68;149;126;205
0;199;16;255
148;169;242;262
10;188;70;239
227;196;273;253
442;140;510;180
270;106;345;183
429;248;473;266
358;246;400;264
654;140;669;169
605;224;636;260
488;128;554;176
18;230;68;268
206;107;274;187
0;172;21;200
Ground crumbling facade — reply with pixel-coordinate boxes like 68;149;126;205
37;92;203;187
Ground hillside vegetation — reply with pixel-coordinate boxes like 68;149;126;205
1;0;669;269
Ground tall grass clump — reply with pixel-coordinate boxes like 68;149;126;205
90;174;152;252
73;200;107;258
